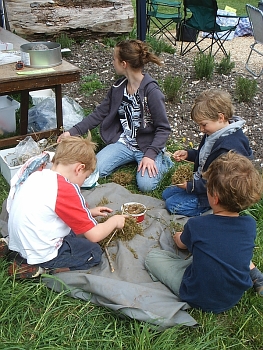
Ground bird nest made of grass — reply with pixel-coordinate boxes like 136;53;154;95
171;163;193;185
97;214;143;248
111;171;134;186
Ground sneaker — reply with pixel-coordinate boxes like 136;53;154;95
253;279;263;297
0;238;9;258
250;266;263;297
8;261;45;279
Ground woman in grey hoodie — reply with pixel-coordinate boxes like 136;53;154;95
58;39;173;192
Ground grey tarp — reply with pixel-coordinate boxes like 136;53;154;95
0;182;197;329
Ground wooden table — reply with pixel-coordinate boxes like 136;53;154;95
0;28;81;147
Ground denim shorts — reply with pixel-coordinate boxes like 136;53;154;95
40;231;102;271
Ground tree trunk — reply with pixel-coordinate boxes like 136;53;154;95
5;0;135;39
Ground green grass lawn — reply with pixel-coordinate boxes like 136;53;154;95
0;164;263;349
133;0;259;15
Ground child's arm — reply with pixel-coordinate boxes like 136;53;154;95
173;231;187;249
83;214;127;242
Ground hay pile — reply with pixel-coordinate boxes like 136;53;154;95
98;215;143;249
171;163;193;185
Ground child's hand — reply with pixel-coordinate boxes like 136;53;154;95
90;206;113;217
110;214;127;229
173;231;187;249
137;157;158;177
57;131;71;143
173;150;188;162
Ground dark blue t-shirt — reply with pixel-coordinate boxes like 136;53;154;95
179;214;256;313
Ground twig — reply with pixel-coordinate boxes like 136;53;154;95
44;142;59;150
104;246;114;272
106;229;118;246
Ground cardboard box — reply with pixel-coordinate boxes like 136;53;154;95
0;96;20;135
0;147;22;185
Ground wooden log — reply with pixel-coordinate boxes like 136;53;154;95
4;0;134;39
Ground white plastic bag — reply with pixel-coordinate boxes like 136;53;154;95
27;96;85;133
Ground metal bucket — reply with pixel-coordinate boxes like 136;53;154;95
20;42;62;68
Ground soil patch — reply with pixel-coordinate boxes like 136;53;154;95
62;36;263;169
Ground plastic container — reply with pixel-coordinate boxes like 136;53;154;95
0;147;22;184
29;89;55;105
20;42;62;68
0;96;20;135
121;202;147;223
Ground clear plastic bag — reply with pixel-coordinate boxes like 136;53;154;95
27;96;85;133
15;136;41;165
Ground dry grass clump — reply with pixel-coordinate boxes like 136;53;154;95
171;163;193;185
98;215;143;248
111;171;134;186
97;196;110;206
122;203;146;215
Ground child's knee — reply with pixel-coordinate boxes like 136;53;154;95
136;174;158;192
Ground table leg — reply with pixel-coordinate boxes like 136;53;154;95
20;90;30;135
54;85;63;130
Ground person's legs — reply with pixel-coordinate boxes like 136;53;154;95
162;186;209;216
40;231;102;271
145;249;192;296
96;142;135;177
134;151;173;192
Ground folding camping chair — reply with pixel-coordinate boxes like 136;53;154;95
146;0;182;46
245;4;263;77
180;0;240;56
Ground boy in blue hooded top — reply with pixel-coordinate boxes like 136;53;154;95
146;152;263;312
163;89;253;217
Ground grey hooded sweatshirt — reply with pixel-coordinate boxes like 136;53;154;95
68;73;171;160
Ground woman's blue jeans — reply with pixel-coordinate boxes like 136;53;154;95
96;142;173;192
162;186;210;216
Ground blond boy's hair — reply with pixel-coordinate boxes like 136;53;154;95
203;151;263;212
53;134;97;172
191;89;234;123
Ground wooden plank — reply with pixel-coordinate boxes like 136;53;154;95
0;129;60;149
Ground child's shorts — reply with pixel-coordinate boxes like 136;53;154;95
40;230;102;271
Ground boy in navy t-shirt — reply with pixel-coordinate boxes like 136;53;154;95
145;152;263;312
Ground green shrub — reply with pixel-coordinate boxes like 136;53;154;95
146;35;176;55
162;75;183;102
80;74;105;96
216;54;235;75
194;53;215;80
56;33;75;49
235;76;258;103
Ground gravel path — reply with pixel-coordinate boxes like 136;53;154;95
62;35;263;168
